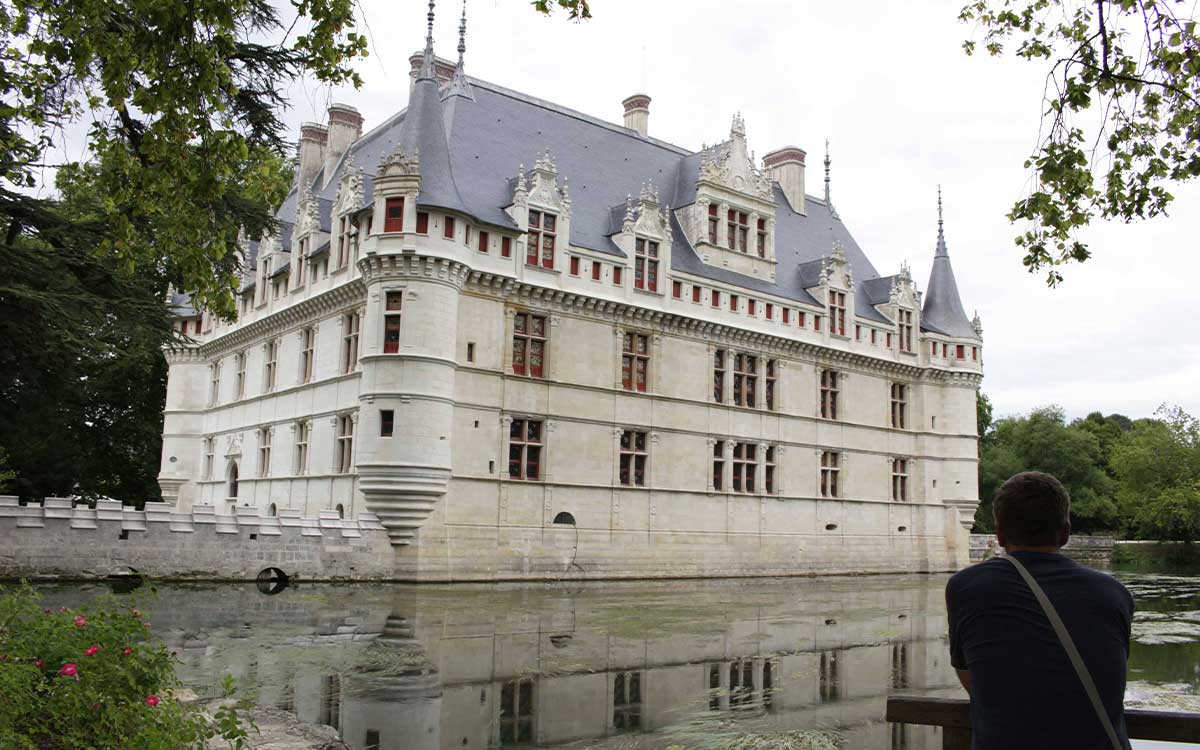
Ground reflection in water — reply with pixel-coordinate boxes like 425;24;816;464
34;569;1200;749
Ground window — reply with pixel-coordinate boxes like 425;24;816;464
592;260;602;281
619;430;647;486
383;291;403;354
672;280;682;299
613;672;642;731
336;415;354;474
855;324;862;341
337;217;350;268
365;730;381;750
729;294;739;313
732;442;756;492
765;446;776;494
957;344;966;359
499;678;535;745
622;332;649;392
756;218;768;257
296;238;308;287
416;211;429;234
512;313;547;378
820;451;840;498
931;341;938;356
209;362;221;405
798;311;807;328
713;349;726;403
264;339;278;392
383;197;404;233
442;215;456;239
828;290;846;336
890;383;907;429
898;309;913;352
711;290;720;307
872;329;878;345
258;428;271;478
820;369;839;420
783;308;791;324
234;352;246;399
569;256;580;276
707;203;719;243
613;267;623;286
299;327;315;383
634;238;659;292
380;410;394;438
819;651;841;703
814;315;822;332
765;359;777;411
692;285;702;304
501;236;512;258
203;437;215;480
527;209;556;268
342;313;360;374
478;229;489;253
747;299;756;317
733;353;757;408
887;332;893;348
712;440;725;490
466;342;475;362
294;421;309;475
464;226;470;247
765;303;773;320
892;458;909;501
727;209;749;251
973;346;979;361
508;419;542;480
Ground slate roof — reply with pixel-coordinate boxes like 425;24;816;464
278;62;969;326
168;290;196;317
921;221;977;338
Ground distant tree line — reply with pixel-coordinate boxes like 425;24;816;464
975;395;1200;541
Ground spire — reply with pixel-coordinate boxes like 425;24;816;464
443;0;474;100
418;0;436;81
824;139;839;220
922;185;976;338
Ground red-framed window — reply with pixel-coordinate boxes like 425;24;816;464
887;332;894;348
622;332;649;393
765;303;773;320
619;429;647;487
892;458;909;502
820;369;839;420
707;204;719;244
512;312;547;378
634;238;659;292
592;261;602;281
732;442;756;493
569;256;580;276
973;346;978;361
383;291;403;354
814;315;822;332
527;210;556;268
443;216;455;240
729;294;739;313
341;313;360;374
733;353;757;408
798;311;806;328
672;281;682;299
727;210;749;251
756;218;767;257
508;419;543;480
828;290;846;336
748;299;757;317
478;230;490;253
782;308;791;325
336;414;354;474
713;349;726;403
416;211;429;234
336;217;350;268
765;446;776;494
613;267;623;286
384;198;404;233
855;324;862;341
692;286;702;304
501;236;512;258
957;344;966;359
711;290;721;308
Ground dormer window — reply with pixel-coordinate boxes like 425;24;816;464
296;238;308;287
526;210;556;268
828;290;847;336
384;198;404;233
756;218;767;258
727;210;749;252
337;217;351;268
707;204;719;243
634;238;659;292
898;309;914;353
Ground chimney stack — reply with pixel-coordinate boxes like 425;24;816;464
622;94;651;138
762;146;807;215
324;103;364;184
297;123;329;191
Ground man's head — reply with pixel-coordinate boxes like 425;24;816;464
992;471;1071;550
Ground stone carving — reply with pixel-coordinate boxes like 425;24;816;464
378;144;420;178
224;433;243;457
334;151;365;213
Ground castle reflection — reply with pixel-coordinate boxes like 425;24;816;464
41;576;963;749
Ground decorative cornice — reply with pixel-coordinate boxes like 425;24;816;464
357;254;472;288
198;281;366;357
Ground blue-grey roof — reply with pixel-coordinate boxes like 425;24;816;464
168;290;196;317
310;239;330;258
269;258;291;278
283;70;954;321
922;224;977;338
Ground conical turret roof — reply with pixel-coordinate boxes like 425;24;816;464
922;189;977;338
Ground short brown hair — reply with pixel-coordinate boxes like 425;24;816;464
993;471;1071;547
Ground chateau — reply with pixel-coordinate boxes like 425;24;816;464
157;6;984;580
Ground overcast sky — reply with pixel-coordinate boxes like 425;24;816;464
283;0;1198;422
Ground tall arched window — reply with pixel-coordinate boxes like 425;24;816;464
226;461;239;500
268;503;277;517
335;503;345;519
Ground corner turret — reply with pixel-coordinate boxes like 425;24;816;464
922;187;977;339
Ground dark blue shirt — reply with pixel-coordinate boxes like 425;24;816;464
946;551;1134;750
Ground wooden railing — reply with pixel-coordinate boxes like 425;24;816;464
887;696;1200;749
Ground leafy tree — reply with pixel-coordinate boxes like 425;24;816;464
961;1;1200;285
532;0;592;19
1112;405;1200;539
1127;485;1200;542
977;391;995;444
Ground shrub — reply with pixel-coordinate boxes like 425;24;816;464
0;584;251;750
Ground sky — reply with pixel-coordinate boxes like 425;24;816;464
281;0;1198;422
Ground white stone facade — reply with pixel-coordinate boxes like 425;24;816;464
158;37;983;581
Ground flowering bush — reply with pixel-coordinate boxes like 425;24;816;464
0;584;251;750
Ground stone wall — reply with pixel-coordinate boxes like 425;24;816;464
0;497;394;581
968;533;1114;564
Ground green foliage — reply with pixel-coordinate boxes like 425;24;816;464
0;585;251;750
531;0;592;20
961;1;1200;285
1112;406;1200;540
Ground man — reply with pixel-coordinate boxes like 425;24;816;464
946;471;1134;749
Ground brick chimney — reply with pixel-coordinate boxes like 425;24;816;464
622;94;651;138
763;146;806;214
324;103;364;183
297;123;328;191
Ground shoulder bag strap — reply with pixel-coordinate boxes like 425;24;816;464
1003;554;1124;750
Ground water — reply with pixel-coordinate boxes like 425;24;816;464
31;568;1200;749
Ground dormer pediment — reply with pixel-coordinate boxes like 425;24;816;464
697;114;774;203
333;152;365;216
295;188;322;239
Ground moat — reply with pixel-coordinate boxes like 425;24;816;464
34;568;1200;749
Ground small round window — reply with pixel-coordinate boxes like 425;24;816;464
552;511;576;526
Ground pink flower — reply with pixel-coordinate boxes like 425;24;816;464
35;660;44;668
83;645;99;657
145;695;160;707
121;647;132;657
59;663;78;676
73;616;87;627
131;609;141;619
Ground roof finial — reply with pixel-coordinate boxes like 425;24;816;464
935;184;949;257
937;184;944;229
443;0;474;99
824;139;839;220
419;0;436;80
457;0;466;66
